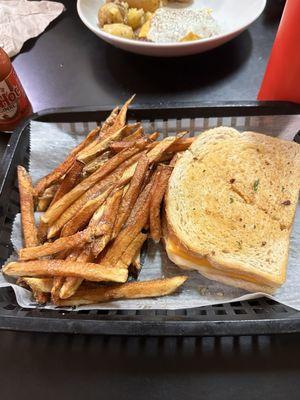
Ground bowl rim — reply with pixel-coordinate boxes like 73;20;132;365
77;0;267;48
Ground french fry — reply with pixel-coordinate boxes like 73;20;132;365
17;166;39;248
112;154;149;238
21;277;53;293
78;124;137;163
42;144;146;226
146;132;187;163
50;160;84;206
82;151;110;176
59;245;94;299
129;251;142;279
101;178;153;266
51;276;65;303
18;166;50;303
77;96;136;163
125;177;154;228
55;276;188;306
17;277;50;303
122;126;143;142
92;189;124;256
150;165;173;243
3;260;129;283
34;126;101;196
79;108;120;160
115;233;147;269
60;187;113;237
37;219;48;244
19;229;92;261
107;95;135;134
36;184;59;211
109;131;158;153
46;154;139;239
51;248;82;302
98;106;119;139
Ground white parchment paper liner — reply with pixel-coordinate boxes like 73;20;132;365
0;119;299;311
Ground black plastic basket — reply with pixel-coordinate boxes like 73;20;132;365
0;101;300;336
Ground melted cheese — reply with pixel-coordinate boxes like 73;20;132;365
165;237;271;287
166;239;212;268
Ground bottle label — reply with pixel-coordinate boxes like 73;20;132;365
0;68;28;122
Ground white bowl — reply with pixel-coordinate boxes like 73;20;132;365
77;0;266;57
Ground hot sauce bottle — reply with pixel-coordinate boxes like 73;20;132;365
0;47;32;132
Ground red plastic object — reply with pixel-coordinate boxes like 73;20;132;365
0;47;32;132
258;0;300;103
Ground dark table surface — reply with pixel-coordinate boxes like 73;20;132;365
2;1;300;399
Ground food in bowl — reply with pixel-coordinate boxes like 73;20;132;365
98;0;220;43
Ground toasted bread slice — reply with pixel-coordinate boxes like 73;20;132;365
165;127;300;293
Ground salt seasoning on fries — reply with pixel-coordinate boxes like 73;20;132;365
17;166;48;304
4;96;191;306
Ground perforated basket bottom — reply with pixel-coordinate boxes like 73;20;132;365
0;286;299;335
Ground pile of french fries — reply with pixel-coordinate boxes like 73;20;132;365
3;96;192;307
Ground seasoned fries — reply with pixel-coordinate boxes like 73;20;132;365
55;276;187;306
3;260;128;283
59;245;94;299
19;229;91;260
42;144;146;226
17;166;38;248
92;188;123;256
50;160;84;206
34;126;101;196
150;164;173;242
17;166;48;303
60;187;113;237
112;154;149;238
6;96;193;307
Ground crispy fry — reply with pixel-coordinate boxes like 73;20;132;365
116;233;147;269
129;251;142;279
107;95;135;135
101;177;153;266
3;260;128;283
51;276;65;303
18;166;49;302
34;127;100;196
50;160;84;206
19;229;92;260
59;246;94;299
42;144;145;226
21;277;53;293
78;124;138;163
146;132;187;163
79;108;120;158
36;184;59;211
55;276;187;306
17;166;39;247
92;189;124;256
99;106;119;138
112;154;149;238
46;154;140;239
76;97;135;163
122;126;143;142
82;151;110;176
51;249;82;301
37;219;48;243
60;187;113;237
150;165;173;242
125;178;153;228
110;131;158;153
